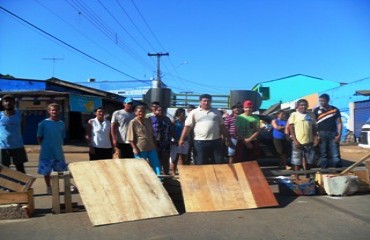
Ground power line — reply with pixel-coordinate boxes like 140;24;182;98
97;0;151;54
35;0;142;76
0;6;140;80
115;0;157;52
129;0;166;51
66;0;154;70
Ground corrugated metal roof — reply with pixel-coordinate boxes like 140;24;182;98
355;90;370;96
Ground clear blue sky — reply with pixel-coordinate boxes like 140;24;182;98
1;0;370;94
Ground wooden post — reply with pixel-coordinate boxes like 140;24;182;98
51;171;73;214
51;172;60;214
63;171;72;213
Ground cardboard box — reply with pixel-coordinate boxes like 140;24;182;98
278;177;316;196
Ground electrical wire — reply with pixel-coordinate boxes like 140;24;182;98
115;0;157;52
35;0;142;76
0;6;142;80
97;0;150;54
66;0;154;70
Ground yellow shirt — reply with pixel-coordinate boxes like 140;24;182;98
288;112;316;144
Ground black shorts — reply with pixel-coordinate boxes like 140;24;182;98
273;138;289;155
89;147;113;161
0;147;29;166
117;143;134;158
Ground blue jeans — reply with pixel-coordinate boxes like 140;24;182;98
134;149;161;175
318;131;342;168
193;138;224;165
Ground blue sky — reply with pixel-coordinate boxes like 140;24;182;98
1;0;370;94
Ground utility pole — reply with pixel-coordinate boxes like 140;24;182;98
42;57;63;77
148;52;169;88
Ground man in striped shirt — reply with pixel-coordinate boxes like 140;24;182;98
313;93;342;168
224;104;243;163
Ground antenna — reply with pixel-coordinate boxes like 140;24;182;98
42;57;63;76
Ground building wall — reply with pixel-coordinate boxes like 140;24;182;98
319;77;370;112
254;75;340;109
318;77;370;139
0;78;46;91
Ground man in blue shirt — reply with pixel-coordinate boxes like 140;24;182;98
0;95;28;173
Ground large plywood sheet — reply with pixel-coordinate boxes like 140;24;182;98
68;159;178;226
178;161;278;212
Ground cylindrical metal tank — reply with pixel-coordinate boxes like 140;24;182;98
144;88;172;108
229;90;262;111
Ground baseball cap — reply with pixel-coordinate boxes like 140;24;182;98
123;97;133;104
243;100;253;108
1;94;15;101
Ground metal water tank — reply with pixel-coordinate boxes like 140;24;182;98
144;88;172;108
229;90;262;111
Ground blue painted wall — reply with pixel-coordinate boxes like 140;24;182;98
253;74;341;109
319;77;370;140
0;78;46;91
319;77;370;112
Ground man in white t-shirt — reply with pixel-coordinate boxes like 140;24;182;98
111;97;135;158
179;94;230;165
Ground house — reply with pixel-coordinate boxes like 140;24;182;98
252;74;341;110
0;77;130;144
318;77;370;140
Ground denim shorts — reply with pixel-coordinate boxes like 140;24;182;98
291;143;315;166
38;158;68;175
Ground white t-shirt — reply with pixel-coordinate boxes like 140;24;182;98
89;118;112;148
185;107;223;140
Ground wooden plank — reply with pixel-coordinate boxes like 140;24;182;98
68;159;178;226
241;162;279;207
366;161;370;174
0;166;35;189
0;188;34;216
0;177;25;192
121;160;178;218
340;153;370;175
178;161;278;213
0;191;29;204
270;167;345;176
69;161;117;225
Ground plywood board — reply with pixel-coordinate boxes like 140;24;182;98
178;161;278;212
68;159;178;226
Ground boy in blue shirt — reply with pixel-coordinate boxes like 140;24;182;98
37;103;67;194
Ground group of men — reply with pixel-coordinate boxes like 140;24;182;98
1;92;342;178
178;93;343;173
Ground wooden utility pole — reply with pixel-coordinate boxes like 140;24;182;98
148;52;169;87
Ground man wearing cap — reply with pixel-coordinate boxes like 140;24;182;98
235;100;260;162
179;94;230;165
111;97;135;158
0;95;28;173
